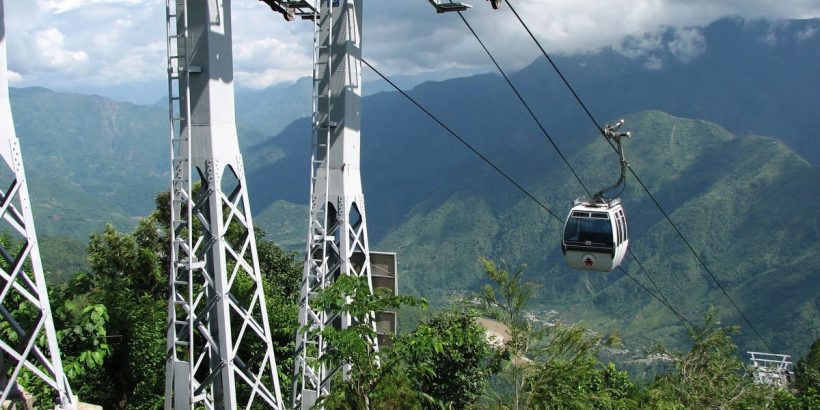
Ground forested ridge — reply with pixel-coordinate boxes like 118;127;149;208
8;193;817;409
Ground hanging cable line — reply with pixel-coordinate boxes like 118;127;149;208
502;0;772;351
504;1;606;136
617;265;694;331
362;58;693;333
454;11;591;197
621;251;695;330
453;10;691;331
361;59;560;221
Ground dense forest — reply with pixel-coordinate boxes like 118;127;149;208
3;191;817;409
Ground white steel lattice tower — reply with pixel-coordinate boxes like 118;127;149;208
292;0;378;408
164;0;283;408
0;2;75;408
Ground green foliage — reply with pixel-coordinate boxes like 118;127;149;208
9;271;114;407
477;257;639;409
479;258;534;334
0;234;112;406
646;307;772;409
314;275;428;409
57;304;110;378
786;338;820;408
82;223;166;408
39;236;90;283
527;360;639;410
88;222;165;298
255;232;303;398
478;258;540;409
394;309;497;408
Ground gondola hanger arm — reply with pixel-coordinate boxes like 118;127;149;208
594;120;631;202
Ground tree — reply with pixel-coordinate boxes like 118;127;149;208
394;308;497;408
477;257;540;409
314;274;428;409
477;257;637;409
647;307;772;409
85;219;168;408
0;233;113;408
782;338;820;409
525;325;639;409
254;233;303;398
10;271;114;408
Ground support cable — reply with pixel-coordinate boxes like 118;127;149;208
504;0;772;352
454;9;691;331
361;59;561;221
617;265;694;332
362;58;693;333
620;252;695;331
454;11;591;196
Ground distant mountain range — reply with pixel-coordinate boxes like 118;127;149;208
8;17;818;356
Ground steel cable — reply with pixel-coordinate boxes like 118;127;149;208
504;0;771;351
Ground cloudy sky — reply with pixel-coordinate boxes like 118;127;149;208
3;0;819;103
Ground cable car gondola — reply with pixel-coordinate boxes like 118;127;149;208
562;197;628;271
562;120;631;272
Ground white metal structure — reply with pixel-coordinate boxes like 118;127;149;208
0;2;75;408
748;351;794;388
164;0;283;408
292;0;380;407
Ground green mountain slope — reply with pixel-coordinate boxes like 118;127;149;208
10;87;168;236
242;18;820;356
374;111;818;355
234;77;312;146
10;87;269;238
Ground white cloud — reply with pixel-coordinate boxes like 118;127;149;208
7;71;23;83
668;28;707;62
796;25;818;41
1;0;817;101
758;29;778;46
364;0;819;75
97;40;166;84
609;26;706;68
40;0;144;15
614;31;665;59
30;28;89;69
4;0;167;94
643;56;664;70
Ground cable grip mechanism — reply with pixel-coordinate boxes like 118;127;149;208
594;119;631;202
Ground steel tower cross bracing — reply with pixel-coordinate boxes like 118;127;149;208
0;2;75;408
163;0;283;408
292;0;378;408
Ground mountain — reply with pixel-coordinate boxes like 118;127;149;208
10;87;169;237
5;17;818;356
11;17;818;240
247;102;818;355
375;110;819;356
9;87;272;238
509;17;820;164
234;77;313;146
243;18;820;355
